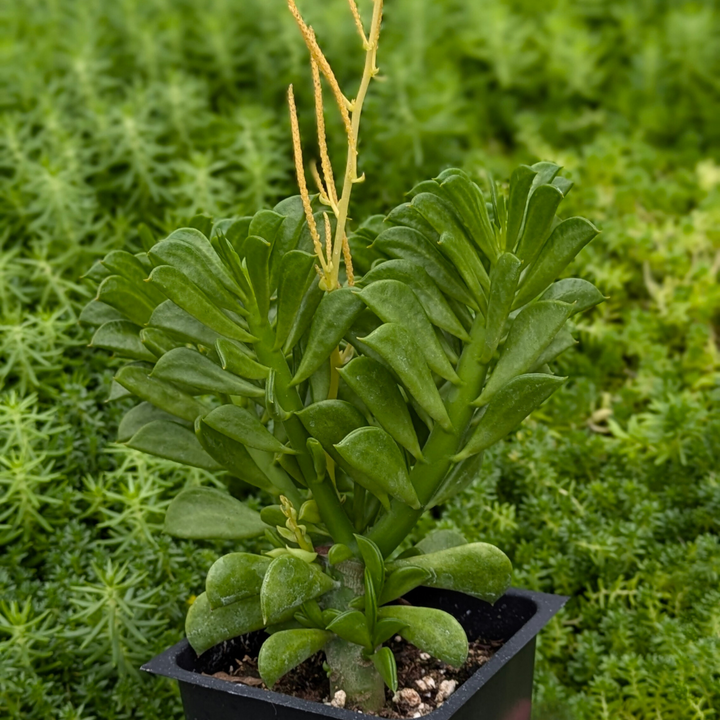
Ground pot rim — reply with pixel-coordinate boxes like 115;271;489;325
142;587;567;719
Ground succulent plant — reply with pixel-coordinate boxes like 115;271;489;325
80;0;602;712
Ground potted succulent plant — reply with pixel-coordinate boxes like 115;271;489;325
80;1;602;717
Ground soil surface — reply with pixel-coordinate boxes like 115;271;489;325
200;632;502;718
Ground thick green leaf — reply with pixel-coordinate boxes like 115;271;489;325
514;219;601;308
126;420;220;469
377;606;468;667
206;553;272;608
115;364;207;422
357;281;459;384
505;165;537;252
482;253;522;363
360;323;452;432
371;227;477;309
149;228;244;310
148;300;221;347
429;452;484;508
292;288;365;384
372;618;409;647
391;543;512;603
459;374;566;460
531;329;576;369
148;265;256;344
284;277;324;353
356;535;385;595
270;198;307;285
515;184;564;266
260;556;337;624
140;327;182;357
386;202;439;240
164;487;267;540
540;278;605;315
186;592;264;655
244;235;271;318
326;610;372;648
203;404;294;454
335;427;420;509
215;338;269;380
338;357;423;461
101;250;160;302
296;400;366;452
117;402;189;443
258;629;333;688
378;566;432;605
249;209;284;245
358;260;470;341
195;420;276;494
96;275;156;326
440;172;498;264
476;300;573;405
151;347;264;397
274;250;316;350
79;300;124;327
415;529;467;555
370;647;398;692
91;320;156;362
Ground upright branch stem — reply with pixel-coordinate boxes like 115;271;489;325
330;0;383;284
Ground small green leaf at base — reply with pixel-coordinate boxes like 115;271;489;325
371;647;398;693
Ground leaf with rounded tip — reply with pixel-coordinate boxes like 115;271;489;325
515;184;564;267
515;218;600;309
477;301;573;406
540;278;605;315
338;357;422;461
126;420;220;469
102;250;162;302
274;250;317;350
356;535;385;595
458;374;566;461
186;592;265;656
151;347;264;397
118;402;189;443
482;253;522;363
296;400;367;452
292;288;365;384
96;275;157;326
260;556;337;625
326;610;372;648
391;543;512;604
378;566;432;606
206;553;272;609
415;529;467;555
148;265;256;344
148;300;221;347
357;281;459;384
91;320;156;362
505;165;538;252
377;606;468;667
164;487;267;540
358;260;469;341
360;323;452;432
258;629;333;688
150;228;244;310
79;300;124;327
249;209;284;245
195;420;276;494
215;338;269;379
203;405;295;454
335;427;420;509
115;364;207;422
371;227;477;309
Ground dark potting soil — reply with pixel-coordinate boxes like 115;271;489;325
199;632;502;718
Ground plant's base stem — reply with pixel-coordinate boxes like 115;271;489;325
325;639;385;712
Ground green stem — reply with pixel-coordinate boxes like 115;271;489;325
369;313;488;556
251;315;356;547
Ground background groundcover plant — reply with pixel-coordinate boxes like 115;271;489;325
78;0;605;713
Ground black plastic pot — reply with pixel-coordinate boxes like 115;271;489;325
143;587;567;720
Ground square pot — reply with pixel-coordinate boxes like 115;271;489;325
142;587;567;720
